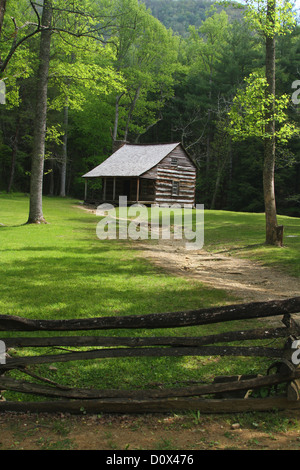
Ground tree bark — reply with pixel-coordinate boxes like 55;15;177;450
48;158;54;195
27;0;52;224
264;0;283;246
0;0;6;36
206;67;213;175
124;85;141;141
7;118;20;193
60;100;69;197
0;0;7;68
112;92;124;147
210;166;223;210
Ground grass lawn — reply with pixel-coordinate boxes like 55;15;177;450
203;210;300;278
0;193;298;400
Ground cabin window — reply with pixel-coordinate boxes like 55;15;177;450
171;157;178;166
172;180;180;196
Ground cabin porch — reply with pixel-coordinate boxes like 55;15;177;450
84;176;156;206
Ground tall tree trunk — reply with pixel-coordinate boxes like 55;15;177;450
7;118;20;193
264;0;282;246
27;0;52;224
60;100;69;197
112;92;124;148
210;135;231;210
49;159;54;196
0;0;6;31
0;0;7;69
206;68;213;175
124;85;141;141
210;172;221;210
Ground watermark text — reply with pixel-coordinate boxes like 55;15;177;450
292;80;300;105
96;197;204;251
0;340;6;364
0;80;6;105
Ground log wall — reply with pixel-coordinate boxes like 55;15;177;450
143;145;197;206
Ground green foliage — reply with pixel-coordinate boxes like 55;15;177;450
187;9;231;74
0;0;36;108
244;0;296;38
227;71;299;143
48;33;125;113
143;0;242;36
0;0;299;216
109;0;180;141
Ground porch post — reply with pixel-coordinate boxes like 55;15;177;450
136;177;140;203
103;177;106;201
84;179;87;201
113;177;116;202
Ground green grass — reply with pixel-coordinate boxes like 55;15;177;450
0;194;233;321
0;193;298;400
203;210;300;278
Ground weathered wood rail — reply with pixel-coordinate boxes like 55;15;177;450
1;297;300;414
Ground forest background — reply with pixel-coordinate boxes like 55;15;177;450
0;0;299;216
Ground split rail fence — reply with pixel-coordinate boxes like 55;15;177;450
1;297;300;414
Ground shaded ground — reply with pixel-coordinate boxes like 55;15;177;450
1;206;300;451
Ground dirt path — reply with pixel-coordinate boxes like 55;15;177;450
135;238;300;304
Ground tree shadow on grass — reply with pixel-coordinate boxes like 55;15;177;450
0;245;233;325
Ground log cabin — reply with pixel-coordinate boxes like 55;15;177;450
82;141;197;207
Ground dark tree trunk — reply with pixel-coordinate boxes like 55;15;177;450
124;85;141;141
206;68;213;175
112;92;125;147
49;159;54;196
27;0;52;224
210;169;222;210
7;119;20;193
60;101;69;197
264;0;283;246
0;0;6;35
0;0;7;68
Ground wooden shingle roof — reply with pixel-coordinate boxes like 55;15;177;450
82;143;181;178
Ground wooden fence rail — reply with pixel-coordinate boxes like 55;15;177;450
0;297;300;414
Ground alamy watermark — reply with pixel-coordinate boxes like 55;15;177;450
291;340;300;366
0;340;6;364
292;80;300;105
96;196;204;251
0;80;6;105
